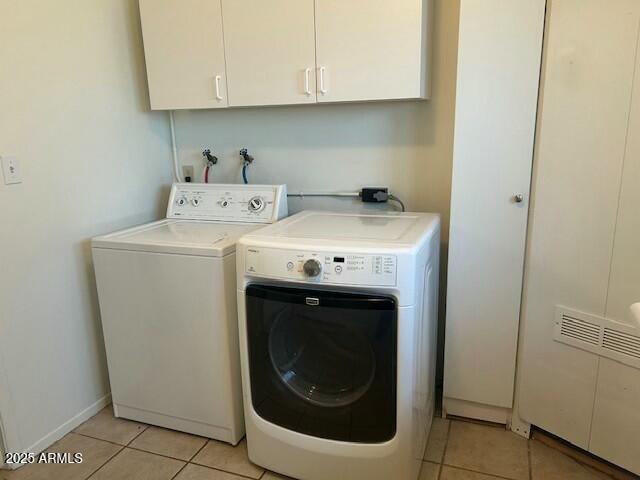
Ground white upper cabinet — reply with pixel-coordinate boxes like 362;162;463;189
140;0;227;110
314;0;431;103
221;0;317;107
139;0;228;110
138;0;432;109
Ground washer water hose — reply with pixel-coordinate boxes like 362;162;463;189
240;148;254;184
202;149;218;184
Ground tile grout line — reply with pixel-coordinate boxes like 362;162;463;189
84;445;126;480
436;418;452;480
441;420;531;480
74;428;262;480
73;431;197;464
170;463;188;480
528;437;533;480
124;445;193;463
126;424;150;446
188;459;264;480
73;431;133;448
440;463;521;480
186;438;264;480
169;438;211;480
187;440;209;463
73;431;137;450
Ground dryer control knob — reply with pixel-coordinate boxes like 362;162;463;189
303;259;322;277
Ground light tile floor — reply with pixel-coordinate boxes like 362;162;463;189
0;407;635;480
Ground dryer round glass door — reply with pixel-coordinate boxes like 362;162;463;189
245;284;397;443
268;308;376;408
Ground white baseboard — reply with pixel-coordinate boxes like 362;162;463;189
443;397;509;424
1;394;111;471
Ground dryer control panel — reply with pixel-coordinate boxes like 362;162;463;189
167;183;287;223
245;247;397;286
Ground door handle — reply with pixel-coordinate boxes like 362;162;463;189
319;66;327;95
513;194;524;203
304;68;311;96
215;75;223;101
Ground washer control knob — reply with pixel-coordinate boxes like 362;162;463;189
248;196;265;213
191;198;200;207
219;200;230;208
303;259;322;277
176;196;187;206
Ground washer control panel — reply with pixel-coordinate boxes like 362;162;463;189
245;247;397;286
167;183;287;223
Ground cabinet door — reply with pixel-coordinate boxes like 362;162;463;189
139;0;228;110
221;0;317;107
315;0;429;103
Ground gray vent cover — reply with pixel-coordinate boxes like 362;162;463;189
554;306;640;370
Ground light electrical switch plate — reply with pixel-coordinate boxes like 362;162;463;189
1;156;22;185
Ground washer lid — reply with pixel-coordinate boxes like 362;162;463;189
92;219;258;257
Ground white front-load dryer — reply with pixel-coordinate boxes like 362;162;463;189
92;183;287;444
236;211;440;480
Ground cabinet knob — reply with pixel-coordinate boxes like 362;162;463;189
513;194;524;203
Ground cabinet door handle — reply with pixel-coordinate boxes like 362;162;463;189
319;66;327;95
304;68;312;96
513;194;524;203
215;75;223;100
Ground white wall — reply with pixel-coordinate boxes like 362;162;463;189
0;0;172;455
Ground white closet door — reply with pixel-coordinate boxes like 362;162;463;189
443;0;545;423
589;13;640;472
139;0;228;110
604;51;640;328
516;0;640;449
221;0;317;107
314;0;429;103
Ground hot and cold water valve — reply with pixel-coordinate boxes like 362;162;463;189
202;149;218;183
197;148;255;184
240;148;254;184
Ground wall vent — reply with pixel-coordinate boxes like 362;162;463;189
559;314;600;346
554;306;640;370
602;328;640;360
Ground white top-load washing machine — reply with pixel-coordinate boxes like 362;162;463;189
236;210;440;480
92;183;287;445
